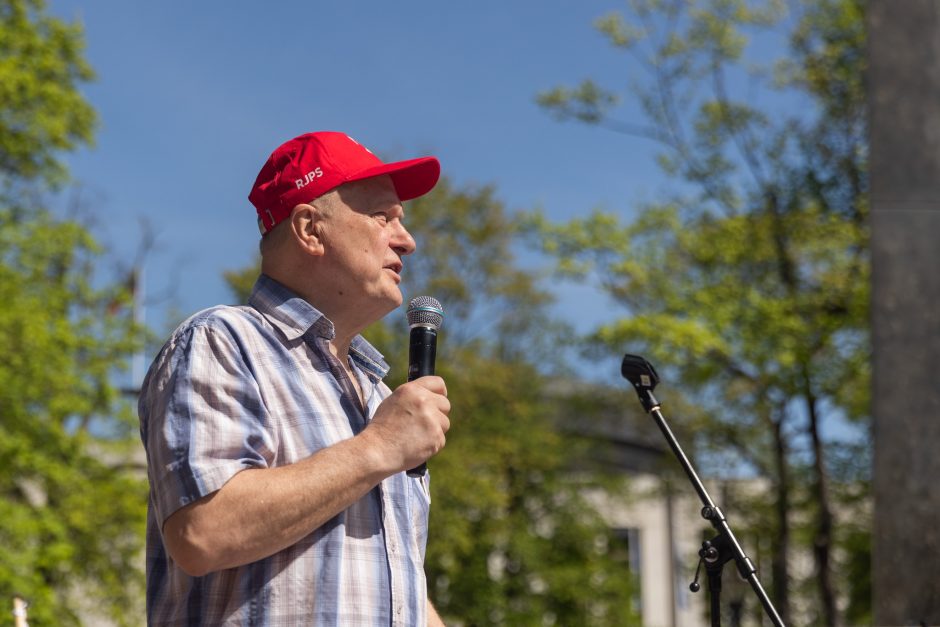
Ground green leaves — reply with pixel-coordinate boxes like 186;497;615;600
0;209;147;625
0;1;145;622
594;12;645;49
423;355;639;627
0;0;96;189
537;81;620;125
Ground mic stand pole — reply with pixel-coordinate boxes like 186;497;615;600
620;354;785;627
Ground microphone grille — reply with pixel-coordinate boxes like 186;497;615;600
407;296;444;330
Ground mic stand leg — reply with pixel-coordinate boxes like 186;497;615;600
699;533;733;627
708;560;724;627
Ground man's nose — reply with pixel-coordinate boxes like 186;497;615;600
391;221;416;256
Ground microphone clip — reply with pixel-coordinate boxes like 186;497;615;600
621;353;661;412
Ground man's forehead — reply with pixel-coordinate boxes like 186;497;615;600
337;175;403;210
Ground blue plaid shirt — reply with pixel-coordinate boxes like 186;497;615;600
139;275;430;626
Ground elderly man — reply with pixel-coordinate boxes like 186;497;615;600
139;132;451;626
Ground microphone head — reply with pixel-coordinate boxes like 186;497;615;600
407;296;444;330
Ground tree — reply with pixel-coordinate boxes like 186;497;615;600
225;177;642;626
534;0;868;624
0;0;95;191
0;1;147;624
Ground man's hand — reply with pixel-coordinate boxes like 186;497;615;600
361;376;451;473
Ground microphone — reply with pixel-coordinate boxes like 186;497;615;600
406;295;444;478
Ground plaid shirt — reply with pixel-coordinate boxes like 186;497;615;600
139;275;430;626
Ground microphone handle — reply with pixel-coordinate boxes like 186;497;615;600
406;325;437;477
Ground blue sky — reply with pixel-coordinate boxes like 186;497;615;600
48;0;678;384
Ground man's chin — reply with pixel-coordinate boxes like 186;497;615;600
375;289;404;318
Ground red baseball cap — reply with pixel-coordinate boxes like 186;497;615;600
249;131;441;234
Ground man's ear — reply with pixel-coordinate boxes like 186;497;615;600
289;203;325;256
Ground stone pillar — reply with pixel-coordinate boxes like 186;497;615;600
869;1;940;624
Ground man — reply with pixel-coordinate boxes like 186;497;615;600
139;131;451;625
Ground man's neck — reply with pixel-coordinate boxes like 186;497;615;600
326;334;354;364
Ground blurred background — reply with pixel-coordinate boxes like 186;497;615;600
2;0;936;625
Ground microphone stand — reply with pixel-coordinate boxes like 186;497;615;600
620;354;785;627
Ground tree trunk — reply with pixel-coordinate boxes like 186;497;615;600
770;418;791;625
767;188;838;624
804;374;837;626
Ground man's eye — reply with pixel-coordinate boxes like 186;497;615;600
373;213;389;223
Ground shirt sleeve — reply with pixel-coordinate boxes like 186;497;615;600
140;317;276;527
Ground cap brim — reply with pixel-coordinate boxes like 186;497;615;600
348;156;440;202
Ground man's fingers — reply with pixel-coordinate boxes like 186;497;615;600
409;375;447;396
437;396;451;417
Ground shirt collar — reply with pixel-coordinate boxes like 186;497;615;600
248;274;390;380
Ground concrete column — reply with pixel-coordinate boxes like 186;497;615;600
869;1;940;624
